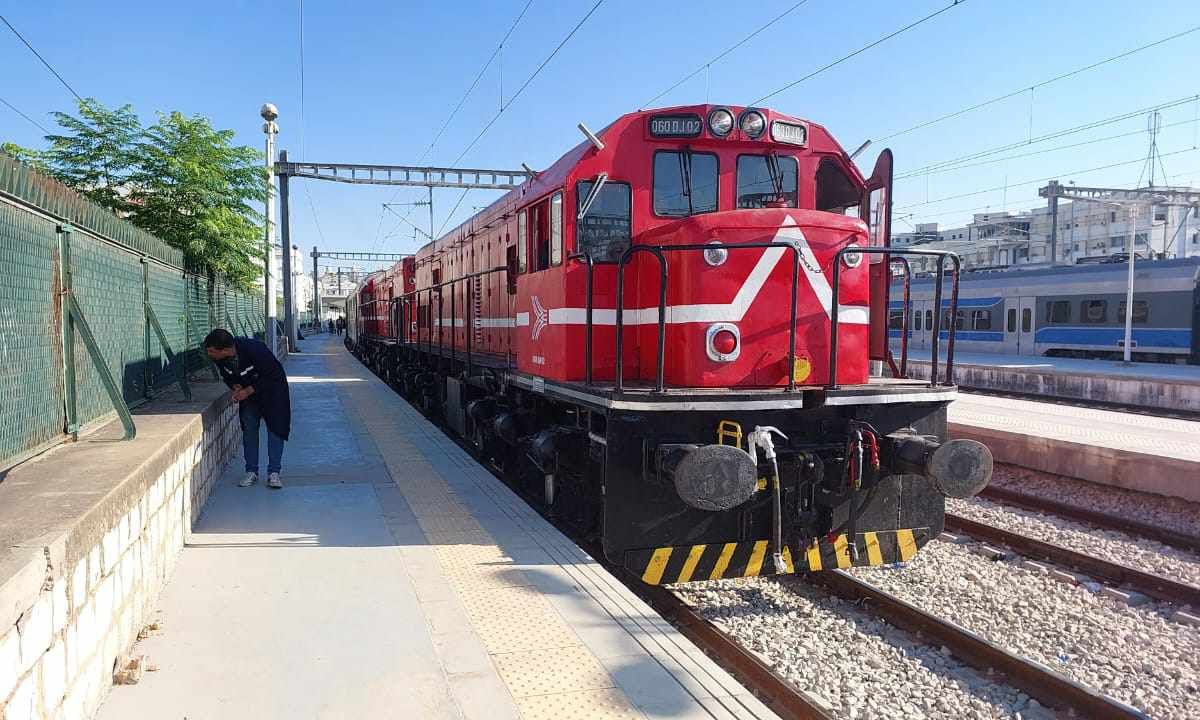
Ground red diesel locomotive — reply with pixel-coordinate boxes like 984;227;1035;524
346;104;991;584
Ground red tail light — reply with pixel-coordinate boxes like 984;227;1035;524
712;329;738;355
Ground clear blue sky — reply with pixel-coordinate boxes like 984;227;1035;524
3;0;1198;269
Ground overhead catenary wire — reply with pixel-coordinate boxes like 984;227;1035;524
0;14;85;104
898;109;1200;181
895;147;1198;211
878;23;1200;143
0;95;50;134
750;0;965;106
437;0;606;237
375;0;537;251
895;94;1200;179
640;0;812;109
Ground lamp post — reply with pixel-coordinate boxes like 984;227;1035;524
261;103;279;352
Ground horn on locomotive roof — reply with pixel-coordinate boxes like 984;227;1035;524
521;162;537;178
578;122;605;152
849;139;872;161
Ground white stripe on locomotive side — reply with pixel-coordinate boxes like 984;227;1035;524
522;217;870;328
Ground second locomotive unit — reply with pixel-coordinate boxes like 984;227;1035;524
346;104;992;584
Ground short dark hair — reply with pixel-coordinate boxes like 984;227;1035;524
203;328;235;349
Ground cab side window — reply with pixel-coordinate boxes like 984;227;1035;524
576;181;631;263
516;211;528;273
550;192;563;266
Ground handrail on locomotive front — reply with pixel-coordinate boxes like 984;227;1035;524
890;256;912;379
571;241;959;395
829;247;961;389
614;241;804;394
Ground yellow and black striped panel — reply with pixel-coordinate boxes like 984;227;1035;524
629;528;931;585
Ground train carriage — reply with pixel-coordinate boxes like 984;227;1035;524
894;258;1200;363
346;104;992;584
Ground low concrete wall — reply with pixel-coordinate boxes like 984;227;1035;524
909;360;1200;413
950;423;1200;503
0;383;238;719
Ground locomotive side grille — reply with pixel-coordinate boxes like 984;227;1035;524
628;527;931;585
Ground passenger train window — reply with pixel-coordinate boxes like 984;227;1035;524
971;310;991;330
575;181;632;263
653;151;718;217
736;155;797;209
550;192;563;266
887;310;903;330
1021;308;1032;332
924;310;933;329
1081;299;1107;324
1006;309;1016;332
913;311;921;331
1117;299;1149;323
1046;300;1071;323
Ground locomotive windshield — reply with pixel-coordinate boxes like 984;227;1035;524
736;154;797;209
653;150;718;217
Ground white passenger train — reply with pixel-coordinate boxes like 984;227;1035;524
892;257;1200;363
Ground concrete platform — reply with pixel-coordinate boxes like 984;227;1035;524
97;332;777;720
902;351;1200;412
948;394;1200;502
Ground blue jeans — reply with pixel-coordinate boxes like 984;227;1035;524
240;400;284;474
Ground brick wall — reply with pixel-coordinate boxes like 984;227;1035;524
0;399;239;720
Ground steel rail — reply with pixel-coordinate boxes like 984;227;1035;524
977;484;1200;554
814;571;1152;720
944;513;1200;606
635;584;836;720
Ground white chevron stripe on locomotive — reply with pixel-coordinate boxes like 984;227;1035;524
524;217;870;330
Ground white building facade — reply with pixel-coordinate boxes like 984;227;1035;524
897;186;1200;274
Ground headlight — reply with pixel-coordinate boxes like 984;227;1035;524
708;108;734;137
704;240;728;266
842;244;863;268
739;110;766;138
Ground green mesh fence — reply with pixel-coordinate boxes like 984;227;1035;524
0;154;267;469
0;203;66;463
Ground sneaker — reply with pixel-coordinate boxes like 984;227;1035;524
267;472;283;489
239;472;258;487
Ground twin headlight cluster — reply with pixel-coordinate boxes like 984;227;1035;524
707;108;766;139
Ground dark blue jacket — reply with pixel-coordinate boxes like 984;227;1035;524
216;337;291;440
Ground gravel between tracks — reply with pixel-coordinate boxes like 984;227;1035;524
851;542;1200;720
990;464;1200;538
675;578;1050;720
948;497;1200;587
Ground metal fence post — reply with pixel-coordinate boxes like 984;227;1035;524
57;224;78;438
142;257;152;398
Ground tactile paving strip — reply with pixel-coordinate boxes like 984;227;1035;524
515;688;644;720
493;646;616;697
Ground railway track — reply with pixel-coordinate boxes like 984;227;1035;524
944;512;1200;606
978;484;1200;554
809;571;1152;720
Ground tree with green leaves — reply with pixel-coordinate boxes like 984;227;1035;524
129;112;266;286
6;98;266;288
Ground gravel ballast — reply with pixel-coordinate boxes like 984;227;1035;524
851;542;1200;720
990;464;1200;538
675;578;1051;720
948;496;1200;587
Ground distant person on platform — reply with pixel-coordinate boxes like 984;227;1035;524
204;329;291;489
328;319;335;334
336;317;345;336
